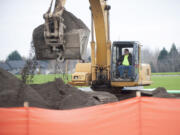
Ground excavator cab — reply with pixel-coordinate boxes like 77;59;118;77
111;41;152;87
111;41;140;82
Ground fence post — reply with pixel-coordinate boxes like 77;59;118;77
24;102;29;107
136;91;141;97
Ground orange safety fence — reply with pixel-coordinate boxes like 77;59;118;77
0;97;180;135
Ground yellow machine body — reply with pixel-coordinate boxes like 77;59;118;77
68;0;152;88
70;52;152;88
111;64;152;87
69;63;92;86
42;0;152;89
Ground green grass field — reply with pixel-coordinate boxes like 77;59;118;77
147;72;180;90
17;74;71;84
144;76;180;90
152;72;180;75
17;72;180;90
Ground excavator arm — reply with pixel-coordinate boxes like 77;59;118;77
43;0;66;61
65;0;112;86
89;0;111;84
33;0;112;86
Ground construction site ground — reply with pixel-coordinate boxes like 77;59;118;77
1;68;180;110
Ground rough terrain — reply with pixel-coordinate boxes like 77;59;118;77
0;68;117;109
31;79;117;110
0;68;49;108
0;68;180;110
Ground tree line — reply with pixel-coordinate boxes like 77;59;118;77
3;43;180;73
142;43;180;72
6;50;23;61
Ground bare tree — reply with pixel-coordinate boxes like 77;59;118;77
21;41;37;84
141;48;160;72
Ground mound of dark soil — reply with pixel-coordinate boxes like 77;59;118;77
152;87;175;98
1;67;179;110
0;68;116;110
0;68;49;108
31;79;101;110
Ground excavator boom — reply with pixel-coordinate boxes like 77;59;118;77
33;0;112;85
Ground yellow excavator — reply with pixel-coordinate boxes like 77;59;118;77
33;0;152;90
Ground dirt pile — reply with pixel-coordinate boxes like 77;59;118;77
0;68;179;110
0;68;117;109
0;68;49;108
31;79;103;110
152;87;175;98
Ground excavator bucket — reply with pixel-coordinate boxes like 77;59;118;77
33;9;90;61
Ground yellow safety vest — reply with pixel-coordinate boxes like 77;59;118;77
122;55;130;66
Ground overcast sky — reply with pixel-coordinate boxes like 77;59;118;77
0;0;180;60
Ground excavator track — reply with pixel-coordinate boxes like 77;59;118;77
87;91;118;104
85;86;177;103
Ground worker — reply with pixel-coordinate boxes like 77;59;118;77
118;49;132;79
